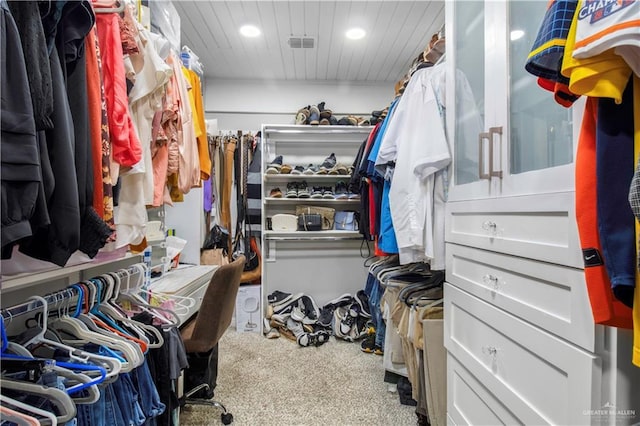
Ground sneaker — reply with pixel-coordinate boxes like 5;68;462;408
360;335;375;353
322;187;335;199
287;317;314;347
312;329;331;346
297;181;310;198
320;118;330;125
308;105;320;125
328;166;339;175
374;346;384;356
269;188;283;198
273;292;304;312
299;295;320;324
332;306;350;339
285;182;298;198
319;153;337;172
337;117;351;126
267;290;293;305
266;156;283;174
291;300;306;322
291;165;305;175
263;318;280;339
296;108;309;125
280;164;293;174
334;181;348;199
354;290;371;318
310;187;324;198
349;315;370;341
339;305;359;337
333;164;349;175
270;312;291;326
303;164;318;175
328;116;339;125
318;305;336;327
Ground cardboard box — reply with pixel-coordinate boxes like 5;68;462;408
235;285;261;333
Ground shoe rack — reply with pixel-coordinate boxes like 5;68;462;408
261;124;372;309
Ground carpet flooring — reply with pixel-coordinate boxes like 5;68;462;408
179;330;417;425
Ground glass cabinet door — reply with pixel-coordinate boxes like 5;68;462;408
499;0;579;196
447;0;581;201
446;0;491;201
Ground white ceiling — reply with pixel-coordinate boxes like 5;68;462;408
173;1;445;82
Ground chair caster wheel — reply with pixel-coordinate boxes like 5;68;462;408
221;412;233;424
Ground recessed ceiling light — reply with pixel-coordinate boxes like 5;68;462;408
346;27;366;40
240;25;261;38
510;29;525;41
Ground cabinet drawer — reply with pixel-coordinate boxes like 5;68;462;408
445;192;583;269
444;284;601;425
446;244;595;351
447;354;521;426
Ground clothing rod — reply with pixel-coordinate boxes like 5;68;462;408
1;264;147;320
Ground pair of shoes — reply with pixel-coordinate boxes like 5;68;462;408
310;187;335;199
290;295;320;325
334;181;348;199
285;181;310;198
333;305;360;341
266;155;283;174
317;293;353;327
269;188;283;198
290;165;304;175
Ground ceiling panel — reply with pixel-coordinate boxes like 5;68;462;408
175;0;444;83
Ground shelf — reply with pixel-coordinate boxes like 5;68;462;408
1;251;141;292
264;230;362;241
262;124;373;136
264;197;360;204
264;174;352;183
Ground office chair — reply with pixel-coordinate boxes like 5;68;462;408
179;255;245;425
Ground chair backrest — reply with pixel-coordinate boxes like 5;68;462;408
186;255;245;353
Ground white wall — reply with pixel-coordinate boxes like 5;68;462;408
204;78;394;131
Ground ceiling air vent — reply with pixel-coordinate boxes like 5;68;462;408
288;37;315;49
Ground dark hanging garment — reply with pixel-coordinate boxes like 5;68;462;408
0;0;41;259
56;1;112;257
6;0;54;131
19;46;81;266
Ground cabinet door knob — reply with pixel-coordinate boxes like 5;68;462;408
482;346;498;356
482;221;497;232
483;274;500;290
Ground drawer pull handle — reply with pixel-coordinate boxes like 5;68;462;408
483;274;500;290
482;221;497;232
482;346;498;356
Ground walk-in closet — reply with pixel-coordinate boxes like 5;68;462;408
2;1;640;425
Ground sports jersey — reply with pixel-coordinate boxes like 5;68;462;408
596;78;636;308
575;97;632;328
573;0;640;76
525;1;582;107
561;0;632;103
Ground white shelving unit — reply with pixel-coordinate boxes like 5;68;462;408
260;124;372;309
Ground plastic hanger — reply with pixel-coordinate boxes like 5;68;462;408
0;380;76;424
92;0;125;13
0;395;58;426
118;264;181;328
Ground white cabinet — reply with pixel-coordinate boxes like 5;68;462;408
444;1;640;424
260;124;370;308
446;1;579;202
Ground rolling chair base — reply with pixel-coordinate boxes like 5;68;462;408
180;384;234;424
